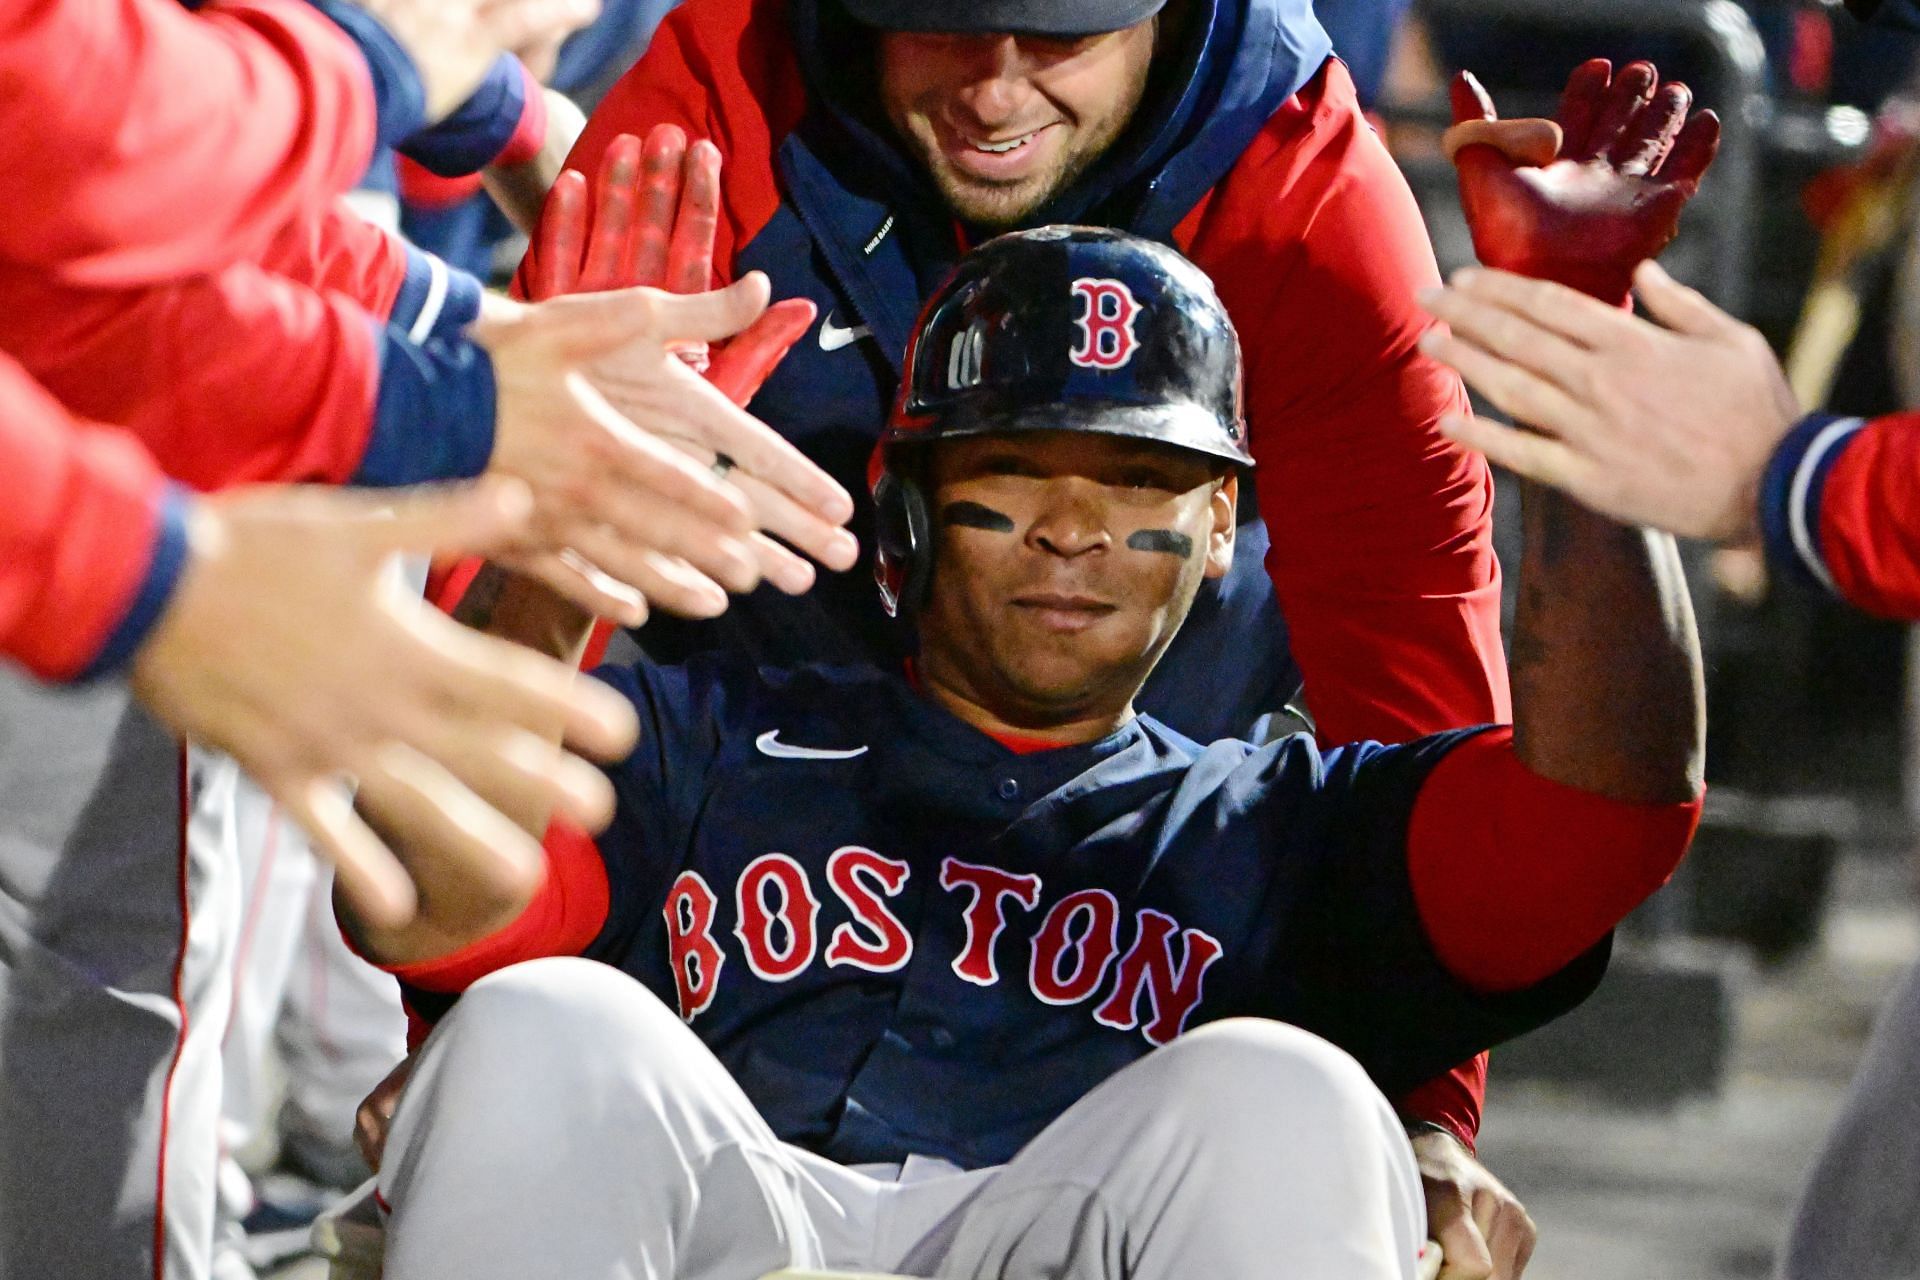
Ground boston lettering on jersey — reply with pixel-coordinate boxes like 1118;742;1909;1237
403;653;1606;1169
663;852;1223;1045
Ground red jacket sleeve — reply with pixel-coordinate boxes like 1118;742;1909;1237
0;263;381;490
0;0;376;286
1183;62;1509;750
255;201;411;322
1762;411;1920;620
0;357;190;681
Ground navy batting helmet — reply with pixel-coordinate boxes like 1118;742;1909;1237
872;225;1250;617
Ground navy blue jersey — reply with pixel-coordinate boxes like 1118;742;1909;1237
410;654;1606;1169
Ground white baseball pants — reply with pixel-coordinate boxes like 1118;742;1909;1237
379;956;1425;1280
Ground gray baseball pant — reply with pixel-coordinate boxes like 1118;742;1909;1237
379;956;1425;1280
1778;956;1920;1280
0;677;236;1280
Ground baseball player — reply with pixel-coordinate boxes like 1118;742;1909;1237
535;0;1543;1175
341;227;1706;1280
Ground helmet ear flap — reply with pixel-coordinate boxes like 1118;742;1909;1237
872;468;932;618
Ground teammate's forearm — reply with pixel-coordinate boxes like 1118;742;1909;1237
1509;481;1703;803
452;563;596;668
484;89;588;235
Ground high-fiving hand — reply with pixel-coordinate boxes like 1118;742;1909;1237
523;125;860;599
130;479;639;930
1417;60;1790;540
1446;60;1720;305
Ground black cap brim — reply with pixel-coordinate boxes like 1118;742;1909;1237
837;0;1166;37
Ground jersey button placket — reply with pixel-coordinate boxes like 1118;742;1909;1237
996;777;1020;801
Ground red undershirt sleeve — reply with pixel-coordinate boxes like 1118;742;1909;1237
1407;729;1704;994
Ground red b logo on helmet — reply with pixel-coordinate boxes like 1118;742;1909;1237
1069;278;1140;370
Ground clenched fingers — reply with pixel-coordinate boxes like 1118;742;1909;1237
1430;1195;1496;1280
356;1056;414;1173
1483;1204;1538;1278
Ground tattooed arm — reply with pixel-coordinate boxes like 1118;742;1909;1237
1506;481;1702;802
1395;477;1705;1011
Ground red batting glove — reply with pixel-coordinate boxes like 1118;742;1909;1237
516;126;853;600
524;125;815;402
1445;59;1722;304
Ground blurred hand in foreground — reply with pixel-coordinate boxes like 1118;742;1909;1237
130;479;639;930
1418;262;1799;541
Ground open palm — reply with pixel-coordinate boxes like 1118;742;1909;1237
1449;60;1721;303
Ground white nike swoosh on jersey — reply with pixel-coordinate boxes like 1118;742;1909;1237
755;730;870;760
818;312;872;352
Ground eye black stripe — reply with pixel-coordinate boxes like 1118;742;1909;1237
942;502;1016;533
1126;529;1194;558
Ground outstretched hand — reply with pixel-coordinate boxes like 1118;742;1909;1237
1446;60;1721;303
130;479;639;931
524;126;857;597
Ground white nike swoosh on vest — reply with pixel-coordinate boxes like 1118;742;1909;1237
818;312;872;352
755;730;870;760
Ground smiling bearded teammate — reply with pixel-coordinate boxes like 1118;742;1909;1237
340;227;1706;1280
